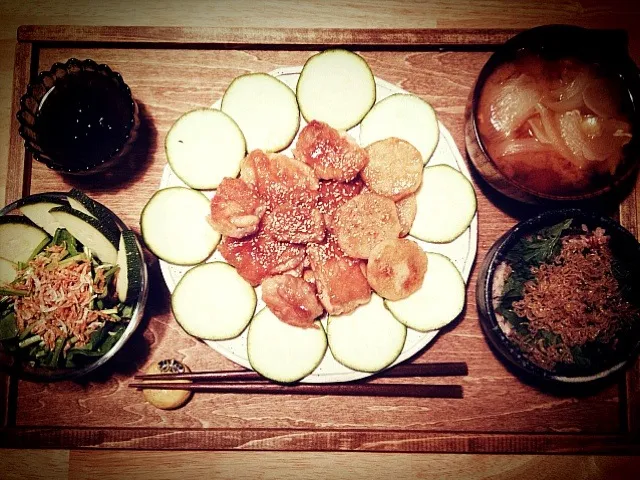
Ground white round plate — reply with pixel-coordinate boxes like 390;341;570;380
158;66;478;383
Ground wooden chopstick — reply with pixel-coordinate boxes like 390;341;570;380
133;362;468;382
128;381;463;398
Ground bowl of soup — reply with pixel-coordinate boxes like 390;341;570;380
17;58;139;175
465;25;640;203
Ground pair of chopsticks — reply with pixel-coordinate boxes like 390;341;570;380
129;362;467;398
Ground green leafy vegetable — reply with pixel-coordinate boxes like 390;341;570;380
0;313;18;341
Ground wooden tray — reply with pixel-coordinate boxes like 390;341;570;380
1;26;639;453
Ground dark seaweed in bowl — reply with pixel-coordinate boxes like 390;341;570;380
477;208;640;385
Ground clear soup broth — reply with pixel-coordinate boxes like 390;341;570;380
476;51;634;197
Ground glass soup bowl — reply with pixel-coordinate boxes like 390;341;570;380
465;25;640;204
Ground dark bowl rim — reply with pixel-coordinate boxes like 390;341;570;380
0;191;148;382
478;207;640;384
468;24;640;203
16;58;138;175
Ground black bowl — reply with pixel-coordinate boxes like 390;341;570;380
17;58;139;175
477;208;640;386
0;192;148;381
465;24;640;204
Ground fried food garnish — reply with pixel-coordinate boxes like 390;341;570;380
261;274;324;328
293;120;368;181
263;203;326;243
366;238;428;300
362;137;423;201
332;192;401;259
396;193;417;237
318;178;364;231
218;231;305;286
209;177;266;238
306;236;371;315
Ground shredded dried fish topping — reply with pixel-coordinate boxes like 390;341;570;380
10;244;116;351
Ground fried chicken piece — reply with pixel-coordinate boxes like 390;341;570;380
218;230;305;286
332;192;402;259
293;120;368;182
243;149;319;208
366;238;427;300
306;235;371;315
261;275;324;328
209;177;266;238
317;177;364;231
263;203;326;243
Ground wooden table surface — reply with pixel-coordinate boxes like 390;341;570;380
1;1;640;478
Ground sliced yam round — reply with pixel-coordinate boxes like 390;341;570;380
385;252;465;332
362;137;423;201
171;262;256;340
332;192;402;259
165;108;246;190
359;93;439;164
0;257;17;284
221;73;300;153
247;307;328;383
396;193;417;237
140;187;221;265
328;294;406;373
296;48;376;131
409;164;476;244
0;216;50;264
366;238;427;301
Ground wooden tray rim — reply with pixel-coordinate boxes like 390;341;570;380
3;24;639;453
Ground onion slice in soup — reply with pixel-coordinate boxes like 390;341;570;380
527;116;552;145
542;70;589;113
536;104;584;168
488;74;542;138
558;110;632;173
493;136;552;158
583;77;625;118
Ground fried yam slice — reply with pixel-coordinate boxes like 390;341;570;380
293;120;368;182
317;178;364;231
263;203;326;243
307;236;371;315
396;193;417;237
209;177;266;238
218;231;305;286
261;274;324;328
362;137;423;201
332;192;401;259
366;238;428;300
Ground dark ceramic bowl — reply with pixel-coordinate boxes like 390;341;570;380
465;25;640;204
477;208;640;386
0;192;148;381
17;58;139;175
